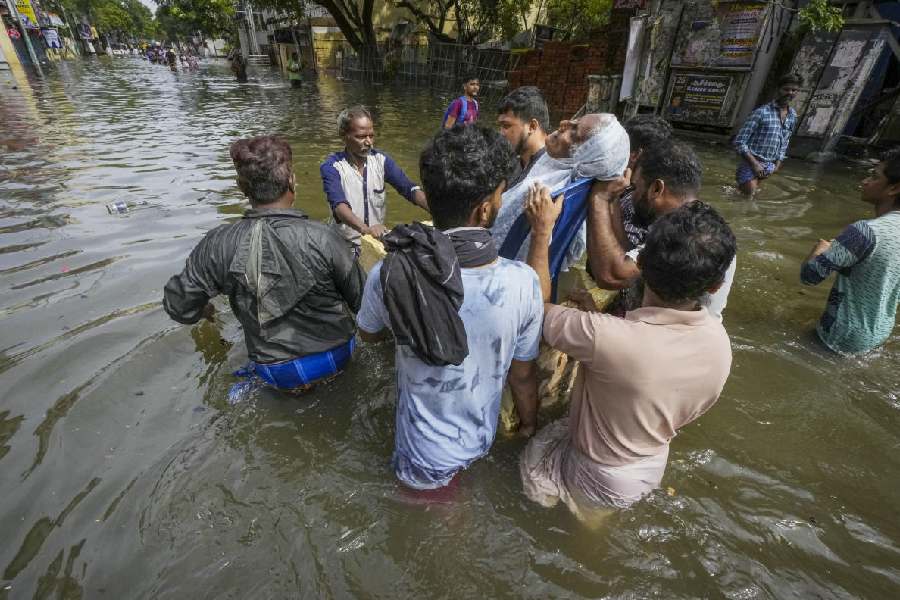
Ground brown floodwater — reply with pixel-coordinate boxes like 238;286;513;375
1;57;898;599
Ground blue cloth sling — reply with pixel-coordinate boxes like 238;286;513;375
228;337;356;403
498;177;592;283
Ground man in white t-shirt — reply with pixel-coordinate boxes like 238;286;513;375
357;126;543;493
588;140;735;320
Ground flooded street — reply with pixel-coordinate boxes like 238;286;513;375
1;57;899;599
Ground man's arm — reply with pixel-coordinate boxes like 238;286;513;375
163;235;219;324
507;359;538;437
734;112;766;177
383;154;430;213
356;263;392;342
524;183;563;305
800;222;875;286
333;202;376;236
444;99;460;129
586;177;639;290
327;230;366;312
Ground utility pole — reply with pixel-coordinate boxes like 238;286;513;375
4;0;43;76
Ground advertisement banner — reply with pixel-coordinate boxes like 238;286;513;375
717;2;767;66
15;0;39;29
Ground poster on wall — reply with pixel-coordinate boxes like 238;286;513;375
717;1;767;66
15;0;39;29
42;28;61;49
668;73;733;117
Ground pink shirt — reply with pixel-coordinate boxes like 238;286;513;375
543;305;732;467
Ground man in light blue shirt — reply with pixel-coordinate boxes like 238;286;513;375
357;126;543;492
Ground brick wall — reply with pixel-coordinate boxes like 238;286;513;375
506;10;631;117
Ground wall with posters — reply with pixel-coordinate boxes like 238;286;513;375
790;25;893;156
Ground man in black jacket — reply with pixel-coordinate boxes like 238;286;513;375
164;135;365;393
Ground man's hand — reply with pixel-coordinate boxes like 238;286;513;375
567;288;599;313
590;168;632;203
812;239;831;257
365;223;389;238
201;303;216;322
751;158;768;179
518;422;536;438
524;183;563;237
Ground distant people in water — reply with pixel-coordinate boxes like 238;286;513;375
443;74;480;128
320;105;429;252
163;136;364;398
288;52;303;88
733;74;802;196
357;125;543;494
801;148;900;354
230;49;248;82
521;192;735;521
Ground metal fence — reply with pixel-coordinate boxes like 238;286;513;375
340;40;522;103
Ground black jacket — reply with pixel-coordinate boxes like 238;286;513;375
163;208;364;363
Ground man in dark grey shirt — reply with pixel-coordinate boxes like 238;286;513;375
164;135;364;392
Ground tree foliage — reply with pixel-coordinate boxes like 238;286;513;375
153;0;235;41
797;0;843;32
60;0;156;38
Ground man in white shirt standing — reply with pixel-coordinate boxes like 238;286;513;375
320;105;429;251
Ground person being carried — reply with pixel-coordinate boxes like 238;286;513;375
521;187;735;520
616;114;673;249
163;136;364;397
800;148;900;354
321;105;429;252
491;113;630;270
442;74;480;128
496;86;551;190
732;74;802;196
589;140;736;321
356;125;543;493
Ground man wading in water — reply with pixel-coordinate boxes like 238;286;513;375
356;126;542;497
163;136;364;399
801;148;900;354
732;74;801;196
522;190;736;523
320;105;429;253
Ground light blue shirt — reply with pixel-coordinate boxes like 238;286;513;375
357;258;544;489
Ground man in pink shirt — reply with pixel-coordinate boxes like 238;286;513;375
520;182;736;520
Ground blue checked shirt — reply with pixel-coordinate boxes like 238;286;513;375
733;102;797;163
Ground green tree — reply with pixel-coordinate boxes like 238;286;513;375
545;0;612;41
153;0;235;41
59;0;157;39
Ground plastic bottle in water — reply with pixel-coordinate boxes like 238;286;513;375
106;200;150;215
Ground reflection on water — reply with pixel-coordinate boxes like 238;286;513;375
1;57;898;599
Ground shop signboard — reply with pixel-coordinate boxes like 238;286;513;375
671;0;767;68
668;73;733;116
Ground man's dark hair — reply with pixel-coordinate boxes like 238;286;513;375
639;202;736;304
778;73;802;87
635;140;702;197
624;114;672;153
881;147;900;184
497;86;550;133
338;105;373;136
420;126;515;228
229;136;293;204
461;72;480;84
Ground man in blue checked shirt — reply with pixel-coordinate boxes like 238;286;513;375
732;74;802;196
321;105;429;252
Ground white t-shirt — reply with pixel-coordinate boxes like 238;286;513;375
357;258;544;489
